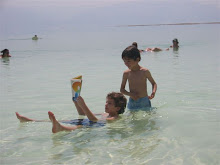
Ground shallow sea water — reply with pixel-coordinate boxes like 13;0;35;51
0;24;220;164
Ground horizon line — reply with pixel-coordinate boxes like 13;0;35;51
116;21;220;27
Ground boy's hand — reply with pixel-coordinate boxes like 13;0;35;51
148;92;155;100
76;96;86;107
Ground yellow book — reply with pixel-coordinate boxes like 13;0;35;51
70;75;82;101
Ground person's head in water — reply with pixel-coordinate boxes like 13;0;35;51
172;38;179;48
32;35;38;40
1;49;11;58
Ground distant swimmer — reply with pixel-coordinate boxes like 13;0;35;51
32;35;38;40
133;39;179;53
170;38;179;48
146;47;163;52
166;38;179;51
170;38;179;50
0;49;11;58
132;42;166;52
146;38;179;52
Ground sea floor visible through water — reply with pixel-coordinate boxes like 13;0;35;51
0;24;220;164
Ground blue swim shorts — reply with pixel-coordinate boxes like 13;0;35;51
127;96;151;111
62;119;105;128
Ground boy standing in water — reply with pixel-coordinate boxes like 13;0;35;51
120;45;157;110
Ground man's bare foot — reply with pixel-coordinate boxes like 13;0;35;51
15;112;35;122
48;111;81;133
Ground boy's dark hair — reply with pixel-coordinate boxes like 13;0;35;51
132;42;138;48
107;92;127;114
122;45;141;61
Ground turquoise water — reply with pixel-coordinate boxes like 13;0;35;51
0;24;220;164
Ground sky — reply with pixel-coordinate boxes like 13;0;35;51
1;0;219;8
0;0;219;36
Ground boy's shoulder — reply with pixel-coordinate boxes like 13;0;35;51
123;67;149;73
123;69;131;73
140;66;149;71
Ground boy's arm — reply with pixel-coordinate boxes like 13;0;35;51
120;72;139;100
73;101;85;116
120;72;130;96
76;96;98;122
146;70;157;99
